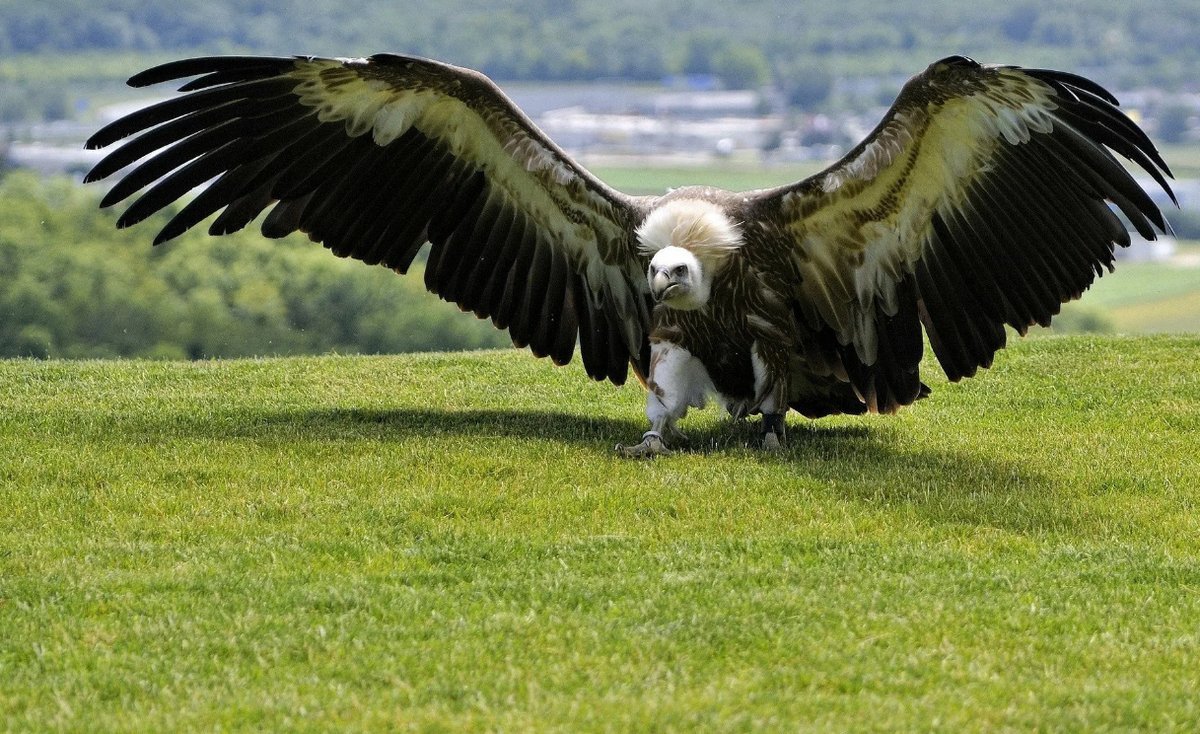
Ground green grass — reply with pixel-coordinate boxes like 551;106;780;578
1082;261;1200;311
1054;254;1200;334
1157;144;1200;180
2;337;1199;731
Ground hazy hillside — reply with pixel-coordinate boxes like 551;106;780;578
2;0;1195;82
1;0;1198;123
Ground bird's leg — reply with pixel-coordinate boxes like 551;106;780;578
751;348;788;451
760;412;786;451
616;392;684;458
616;343;699;458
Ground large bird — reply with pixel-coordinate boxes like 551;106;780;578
85;53;1174;456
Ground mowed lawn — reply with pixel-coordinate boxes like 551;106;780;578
2;336;1198;731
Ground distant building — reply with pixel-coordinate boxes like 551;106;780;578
537;106;779;157
5;142;103;179
4;85;1194;271
522;84;773;158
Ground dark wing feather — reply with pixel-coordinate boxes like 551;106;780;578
85;54;653;384
747;56;1173;408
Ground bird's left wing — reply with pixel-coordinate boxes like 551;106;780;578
85;54;653;384
746;56;1173;409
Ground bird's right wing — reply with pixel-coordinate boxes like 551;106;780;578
86;54;654;384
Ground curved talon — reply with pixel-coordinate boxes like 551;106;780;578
616;431;672;458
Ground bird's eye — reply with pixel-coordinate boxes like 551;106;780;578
672;265;687;277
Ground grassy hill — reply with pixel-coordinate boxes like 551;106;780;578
2;337;1198;731
1064;256;1200;334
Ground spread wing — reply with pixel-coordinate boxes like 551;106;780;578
85;54;653;384
747;55;1174;411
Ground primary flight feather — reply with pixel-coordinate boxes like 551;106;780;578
85;53;1174;456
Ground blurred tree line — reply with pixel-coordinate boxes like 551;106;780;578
1;0;1198;123
0;172;511;359
0;168;1164;361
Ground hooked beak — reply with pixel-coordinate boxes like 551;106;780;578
650;270;677;303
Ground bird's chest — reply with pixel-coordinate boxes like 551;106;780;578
651;307;758;401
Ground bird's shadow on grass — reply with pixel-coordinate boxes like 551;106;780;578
234;406;643;446
210;406;1069;534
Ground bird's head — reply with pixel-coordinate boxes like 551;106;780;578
647;246;707;309
636;197;742;311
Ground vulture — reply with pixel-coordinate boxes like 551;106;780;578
84;53;1174;456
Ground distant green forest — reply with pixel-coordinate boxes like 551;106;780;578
1;0;1198;122
2;170;1193;361
0;173;509;360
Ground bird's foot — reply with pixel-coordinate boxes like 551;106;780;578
761;431;783;451
616;431;672;459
